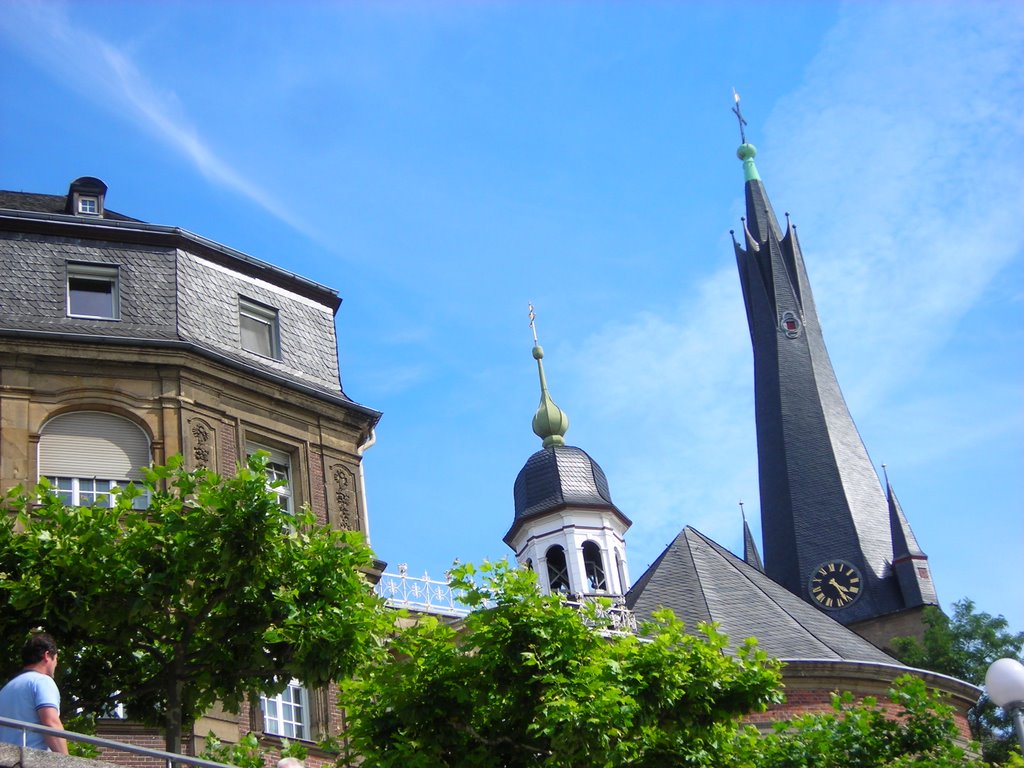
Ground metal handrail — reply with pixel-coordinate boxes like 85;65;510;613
0;715;234;768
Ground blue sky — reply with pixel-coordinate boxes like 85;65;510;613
2;1;1022;632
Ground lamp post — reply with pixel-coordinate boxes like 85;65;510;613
985;657;1024;755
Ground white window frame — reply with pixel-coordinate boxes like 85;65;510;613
246;443;293;514
50;476;117;507
47;476;149;510
67;262;119;320
239;296;280;359
77;196;99;215
260;679;310;740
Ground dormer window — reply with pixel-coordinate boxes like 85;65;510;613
239;296;280;359
66;177;107;218
67;262;119;319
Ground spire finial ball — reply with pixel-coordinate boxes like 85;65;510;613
533;345;544;360
737;143;757;161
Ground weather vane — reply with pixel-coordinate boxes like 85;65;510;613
528;302;539;344
732;88;748;144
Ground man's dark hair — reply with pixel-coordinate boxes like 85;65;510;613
22;632;58;665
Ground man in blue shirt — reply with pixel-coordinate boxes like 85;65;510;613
0;633;68;753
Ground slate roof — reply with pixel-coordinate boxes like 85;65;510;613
508;446;630;543
0;190;139;221
733;158;926;624
626;526;897;663
0;187;379;418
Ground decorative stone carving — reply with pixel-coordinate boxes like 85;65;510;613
330;463;358;531
188;418;213;469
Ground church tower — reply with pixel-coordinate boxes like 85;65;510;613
504;307;631;597
730;98;937;644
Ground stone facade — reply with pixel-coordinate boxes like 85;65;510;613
0;181;381;763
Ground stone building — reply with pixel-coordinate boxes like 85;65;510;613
0;177;380;758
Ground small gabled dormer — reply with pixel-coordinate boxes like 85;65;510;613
65;176;107;218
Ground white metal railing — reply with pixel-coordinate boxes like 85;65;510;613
562;594;639;634
374;565;472;616
374;566;638;632
0;714;232;768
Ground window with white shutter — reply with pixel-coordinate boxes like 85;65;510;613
39;412;150;508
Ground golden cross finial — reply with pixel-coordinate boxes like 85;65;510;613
528;302;539;344
732;88;748;144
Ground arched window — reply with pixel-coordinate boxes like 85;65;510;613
545;545;570;593
582;541;607;592
39;411;150;508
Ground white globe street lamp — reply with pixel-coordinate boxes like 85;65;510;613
985;658;1024;755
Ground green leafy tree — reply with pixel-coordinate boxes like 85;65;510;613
731;675;1009;768
340;560;783;768
0;455;389;753
893;599;1024;763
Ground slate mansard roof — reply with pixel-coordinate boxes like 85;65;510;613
626;526;896;664
507;445;630;544
0;182;378;420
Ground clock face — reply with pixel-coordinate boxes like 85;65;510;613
809;560;862;610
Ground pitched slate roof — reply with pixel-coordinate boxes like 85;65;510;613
626;526;897;663
0;186;379;419
0;190;139;221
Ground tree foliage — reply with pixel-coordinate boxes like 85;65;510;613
731;675;1010;768
892;599;1024;763
0;455;389;753
340;559;783;768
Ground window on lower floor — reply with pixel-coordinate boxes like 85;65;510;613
39;412;150;508
50;477;117;507
246;443;293;514
261;680;310;740
67;262;119;319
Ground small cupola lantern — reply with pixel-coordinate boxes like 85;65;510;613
504;305;632;598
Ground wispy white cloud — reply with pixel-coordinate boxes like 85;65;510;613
0;1;313;237
562;2;1024;575
765;2;1024;404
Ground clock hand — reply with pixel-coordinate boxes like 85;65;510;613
828;578;851;595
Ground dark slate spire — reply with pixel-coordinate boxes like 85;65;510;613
740;501;764;573
730;97;936;626
885;468;938;608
